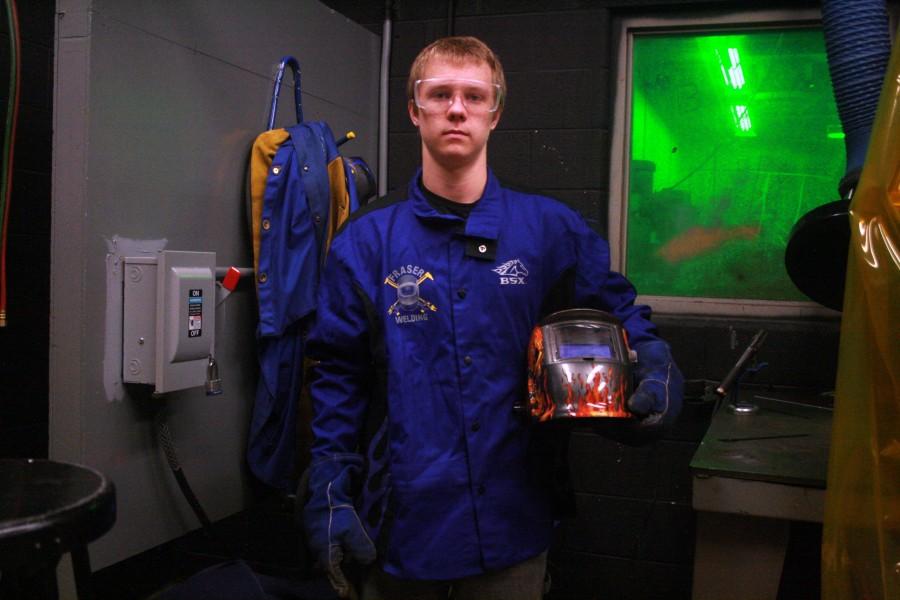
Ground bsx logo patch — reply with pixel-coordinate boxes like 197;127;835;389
493;259;529;285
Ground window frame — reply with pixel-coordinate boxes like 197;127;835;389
608;8;841;318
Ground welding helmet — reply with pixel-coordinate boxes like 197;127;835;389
343;156;376;205
524;309;636;422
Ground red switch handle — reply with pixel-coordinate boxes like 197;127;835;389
222;266;241;292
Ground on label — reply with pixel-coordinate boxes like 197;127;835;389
188;289;202;337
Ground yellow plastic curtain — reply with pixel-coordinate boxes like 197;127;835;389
821;29;900;600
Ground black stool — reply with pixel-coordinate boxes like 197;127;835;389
0;459;116;600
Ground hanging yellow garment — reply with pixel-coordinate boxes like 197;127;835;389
822;31;900;600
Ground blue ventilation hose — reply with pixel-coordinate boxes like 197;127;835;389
821;0;892;194
785;1;892;310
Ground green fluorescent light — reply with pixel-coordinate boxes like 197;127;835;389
715;47;745;90
731;105;752;132
727;48;744;89
827;131;845;139
715;49;730;86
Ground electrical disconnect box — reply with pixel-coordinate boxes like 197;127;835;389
123;250;216;394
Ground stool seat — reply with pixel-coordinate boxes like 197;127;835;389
0;459;116;599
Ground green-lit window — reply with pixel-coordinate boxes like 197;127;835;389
613;17;843;314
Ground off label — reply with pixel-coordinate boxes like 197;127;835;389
188;289;202;337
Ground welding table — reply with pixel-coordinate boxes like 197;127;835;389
690;390;832;600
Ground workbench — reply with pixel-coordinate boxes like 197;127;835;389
690;389;832;600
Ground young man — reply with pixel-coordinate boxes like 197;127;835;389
303;37;683;599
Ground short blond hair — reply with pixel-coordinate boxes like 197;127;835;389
407;36;506;112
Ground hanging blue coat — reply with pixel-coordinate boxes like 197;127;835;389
246;121;360;491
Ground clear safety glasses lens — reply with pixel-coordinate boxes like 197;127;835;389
414;78;501;114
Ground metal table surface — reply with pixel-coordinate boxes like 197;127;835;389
690;388;833;600
691;389;833;489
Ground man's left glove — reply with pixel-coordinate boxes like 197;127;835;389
302;453;376;599
626;340;684;436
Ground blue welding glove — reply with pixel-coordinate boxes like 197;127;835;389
626;340;684;436
302;454;376;599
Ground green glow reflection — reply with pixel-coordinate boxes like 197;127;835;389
627;29;843;301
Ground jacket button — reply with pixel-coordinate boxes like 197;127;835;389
314;214;322;224
471;421;480;432
477;244;487;254
463;355;473;365
258;272;268;284
261;219;271;231
457;288;467;299
477;484;486;496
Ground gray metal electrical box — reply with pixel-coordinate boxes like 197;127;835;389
122;250;216;393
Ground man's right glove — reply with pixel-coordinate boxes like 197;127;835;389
302;453;376;599
625;340;684;439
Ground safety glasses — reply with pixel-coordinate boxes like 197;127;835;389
414;78;501;114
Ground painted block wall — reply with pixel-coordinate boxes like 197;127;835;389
50;0;379;570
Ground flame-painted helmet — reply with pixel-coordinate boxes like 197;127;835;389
525;309;636;422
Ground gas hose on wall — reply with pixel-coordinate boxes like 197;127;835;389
0;0;21;328
155;401;235;559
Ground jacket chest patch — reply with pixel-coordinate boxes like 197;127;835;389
493;259;529;285
384;264;438;324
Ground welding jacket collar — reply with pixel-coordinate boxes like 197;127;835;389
408;167;502;242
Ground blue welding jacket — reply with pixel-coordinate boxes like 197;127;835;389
248;122;359;491
256;123;339;338
307;170;659;579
